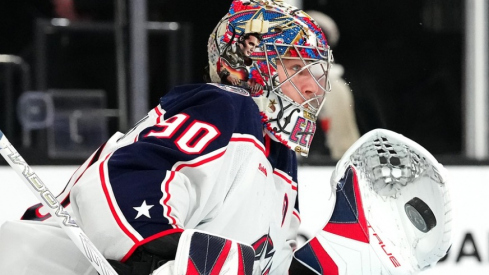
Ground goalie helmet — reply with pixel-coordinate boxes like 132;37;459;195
207;0;333;156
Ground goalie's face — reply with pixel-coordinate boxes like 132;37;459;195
276;58;328;112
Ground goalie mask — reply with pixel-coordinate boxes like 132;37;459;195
207;0;333;156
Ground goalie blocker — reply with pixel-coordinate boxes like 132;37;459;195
152;229;255;275
293;129;452;275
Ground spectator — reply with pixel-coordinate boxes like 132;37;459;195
307;10;360;160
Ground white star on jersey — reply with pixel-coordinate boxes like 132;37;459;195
133;200;154;219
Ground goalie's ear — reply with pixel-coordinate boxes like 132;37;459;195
295;129;452;274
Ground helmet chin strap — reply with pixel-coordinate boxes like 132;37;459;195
268;99;300;135
258;91;316;156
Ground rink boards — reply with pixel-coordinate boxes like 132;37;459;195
0;165;487;274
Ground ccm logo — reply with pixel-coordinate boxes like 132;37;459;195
368;223;401;267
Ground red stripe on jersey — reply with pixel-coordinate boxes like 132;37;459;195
210;240;232;275
323;167;369;243
230;136;266;154
99;154;139;244
273;170;297;191
162;171;181;228
265;134;271;157
273;170;291;183
121;228;184;262
293;210;301;223
309;237;339;275
173;135;264;172
100;154;186;263
174;150;226;171
154;106;163;124
162;150;228;231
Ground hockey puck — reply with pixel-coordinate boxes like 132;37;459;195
404;197;437;233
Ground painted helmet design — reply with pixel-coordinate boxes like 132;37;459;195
208;0;333;156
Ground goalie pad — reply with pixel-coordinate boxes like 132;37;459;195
153;229;255;275
294;129;452;274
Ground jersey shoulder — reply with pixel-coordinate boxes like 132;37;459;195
161;83;252;112
160;83;262;136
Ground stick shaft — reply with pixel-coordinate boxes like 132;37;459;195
0;130;118;275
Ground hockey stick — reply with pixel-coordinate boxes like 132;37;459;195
0;130;118;275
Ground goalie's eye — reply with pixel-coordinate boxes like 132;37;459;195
291;64;302;72
284;64;304;76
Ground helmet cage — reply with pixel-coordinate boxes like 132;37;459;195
268;42;333;117
251;37;333;117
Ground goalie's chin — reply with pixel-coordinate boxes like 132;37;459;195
294;129;452;274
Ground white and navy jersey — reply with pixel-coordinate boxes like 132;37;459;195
22;83;301;274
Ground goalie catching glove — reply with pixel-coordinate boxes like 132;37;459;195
294;129;452;274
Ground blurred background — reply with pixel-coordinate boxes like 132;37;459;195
1;0;486;166
0;0;489;165
0;0;488;273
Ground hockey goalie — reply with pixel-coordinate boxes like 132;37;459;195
0;0;451;274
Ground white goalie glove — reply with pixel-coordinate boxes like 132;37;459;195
294;129;452;274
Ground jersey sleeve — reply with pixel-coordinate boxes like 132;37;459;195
109;84;261;230
69;84;264;261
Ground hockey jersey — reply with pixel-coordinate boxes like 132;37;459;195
23;83;301;274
